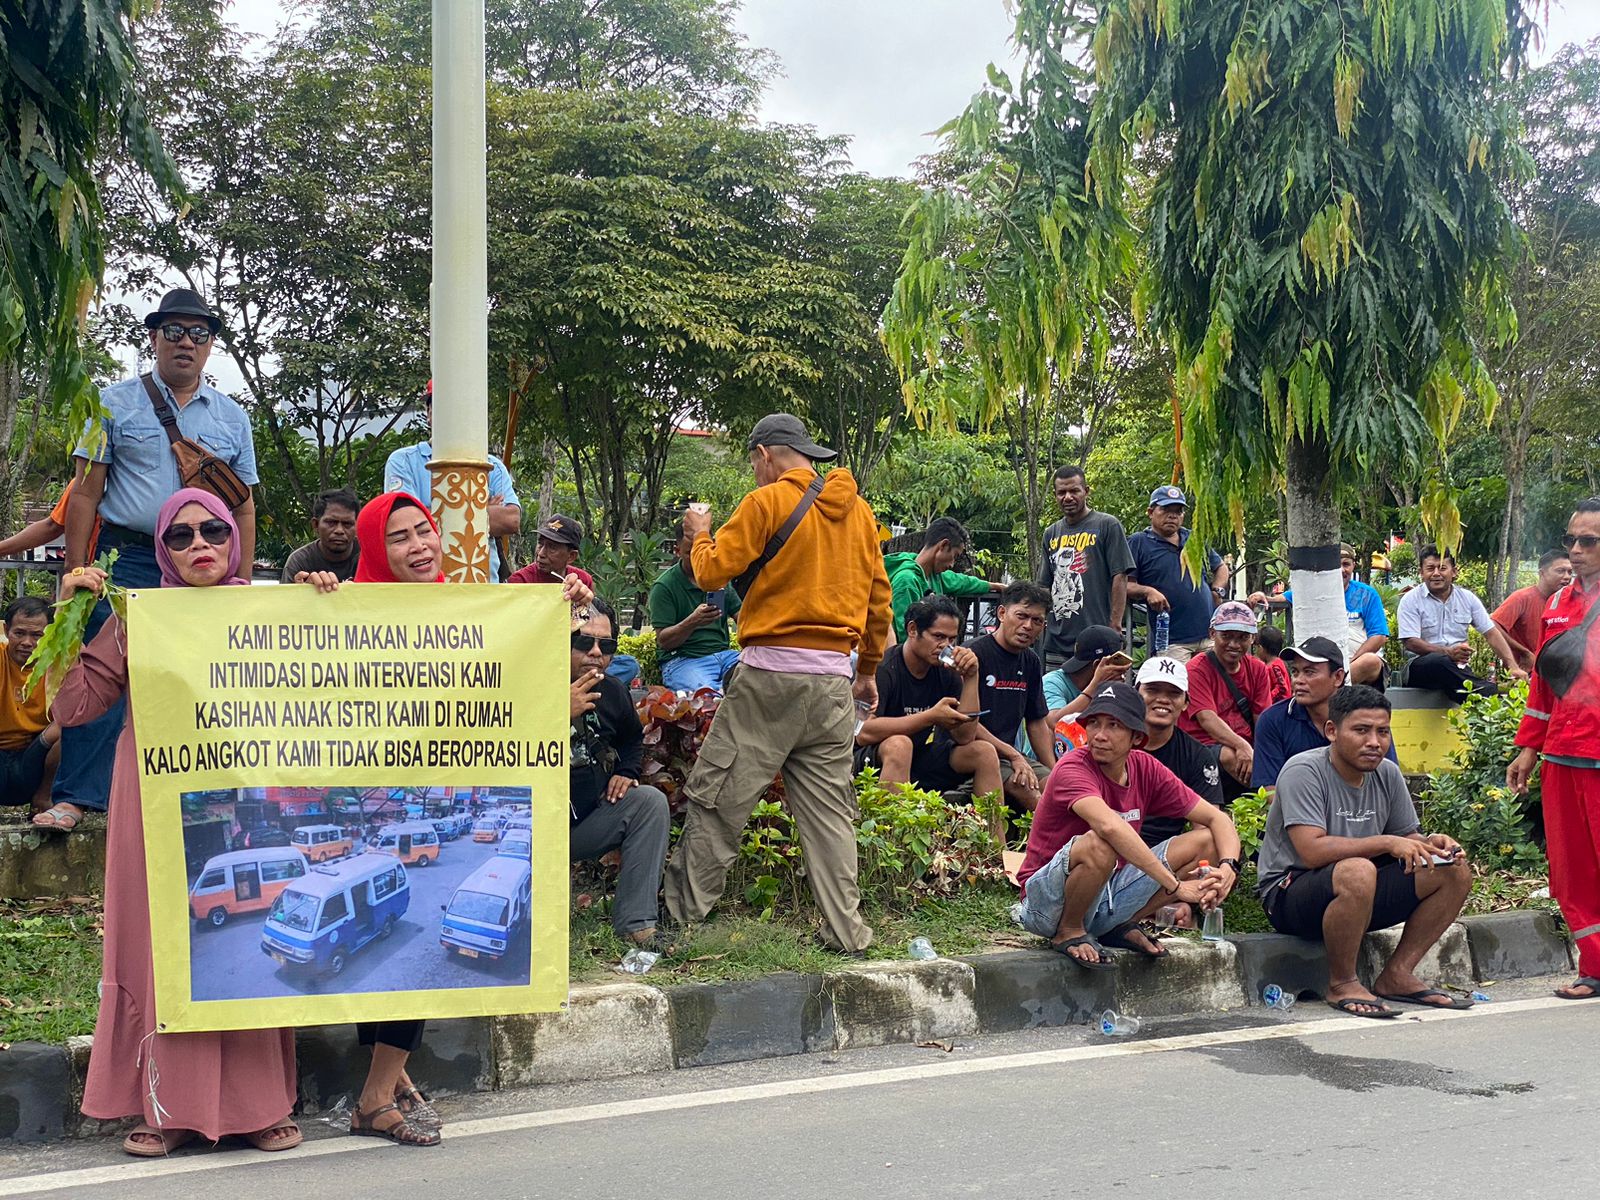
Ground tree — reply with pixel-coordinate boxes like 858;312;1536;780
1086;0;1535;646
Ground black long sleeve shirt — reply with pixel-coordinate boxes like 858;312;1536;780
569;675;643;825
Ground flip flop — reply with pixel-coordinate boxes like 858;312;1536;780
1099;921;1169;959
123;1124;197;1157
1376;988;1474;1010
31;804;81;832
1555;976;1600;1000
1327;996;1400;1019
243;1121;303;1152
1047;933;1117;971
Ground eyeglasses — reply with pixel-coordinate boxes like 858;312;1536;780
1561;534;1600;550
158;322;214;345
160;519;233;551
571;633;618;655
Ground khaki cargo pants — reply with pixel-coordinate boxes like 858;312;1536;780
663;664;873;952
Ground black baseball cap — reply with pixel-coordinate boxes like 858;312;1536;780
537;514;584;547
1079;680;1148;736
1280;635;1346;669
746;413;837;462
1062;625;1124;675
144;287;222;334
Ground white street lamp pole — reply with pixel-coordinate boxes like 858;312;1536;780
428;0;490;582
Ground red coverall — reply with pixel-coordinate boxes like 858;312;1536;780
1516;576;1600;979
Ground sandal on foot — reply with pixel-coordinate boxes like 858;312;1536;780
1555;976;1600;1000
31;804;81;832
123;1124;197;1157
350;1102;440;1147
1328;996;1400;1019
243;1121;303;1152
395;1086;442;1131
1375;987;1473;1010
1047;934;1117;971
1099;921;1169;960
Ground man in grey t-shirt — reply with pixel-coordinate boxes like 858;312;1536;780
280;488;360;583
1036;465;1133;668
1256;685;1473;1018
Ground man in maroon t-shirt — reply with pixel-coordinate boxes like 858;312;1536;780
1018;682;1241;967
508;514;595;588
1179;601;1274;792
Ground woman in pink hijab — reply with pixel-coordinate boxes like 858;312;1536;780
57;489;301;1156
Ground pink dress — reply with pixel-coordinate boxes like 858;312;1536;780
58;619;297;1139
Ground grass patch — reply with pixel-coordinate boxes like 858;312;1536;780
0;897;102;1044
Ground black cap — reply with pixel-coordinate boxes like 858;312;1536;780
536;514;584;547
1062;625;1124;675
1280;635;1346;669
746;413;837;462
144;288;222;334
1079;680;1148;736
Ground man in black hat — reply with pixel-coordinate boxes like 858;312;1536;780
40;288;259;831
1251;636;1396;792
508;514;592;588
664;413;891;954
1015;681;1241;967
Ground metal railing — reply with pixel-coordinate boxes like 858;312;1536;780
0;557;64;606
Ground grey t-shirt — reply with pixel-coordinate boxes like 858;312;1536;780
280;540;360;584
1036;510;1133;659
1255;748;1420;894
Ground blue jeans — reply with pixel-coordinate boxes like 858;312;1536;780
661;649;741;695
1019;836;1174;940
51;532;162;813
606;654;641;687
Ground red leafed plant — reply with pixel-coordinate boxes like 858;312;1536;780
636;686;721;812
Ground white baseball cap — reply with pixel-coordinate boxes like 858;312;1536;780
1135;655;1190;693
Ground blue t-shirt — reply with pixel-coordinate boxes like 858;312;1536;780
1281;579;1390;654
384;441;520;580
1251;698;1398;789
1128;527;1222;644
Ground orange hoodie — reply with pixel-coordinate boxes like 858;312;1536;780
691;467;891;673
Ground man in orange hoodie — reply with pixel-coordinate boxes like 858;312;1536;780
663;414;891;953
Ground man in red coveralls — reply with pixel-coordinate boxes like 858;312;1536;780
1509;496;1600;1000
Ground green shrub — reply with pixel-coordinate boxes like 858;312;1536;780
1230;788;1270;858
1421;681;1546;873
617;629;660;686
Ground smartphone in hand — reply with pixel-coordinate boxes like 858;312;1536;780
704;588;726;614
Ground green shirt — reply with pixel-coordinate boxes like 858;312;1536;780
649;561;742;663
884;551;994;640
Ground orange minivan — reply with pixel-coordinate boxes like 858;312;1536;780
190;847;308;928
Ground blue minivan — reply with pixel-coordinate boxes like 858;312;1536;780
261;854;410;978
441;858;531;962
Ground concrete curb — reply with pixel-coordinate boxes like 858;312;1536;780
4;908;1572;1142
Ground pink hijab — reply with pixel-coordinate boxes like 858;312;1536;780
154;488;249;587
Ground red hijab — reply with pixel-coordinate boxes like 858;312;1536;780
353;492;445;583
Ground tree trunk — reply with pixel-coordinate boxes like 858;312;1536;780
1285;433;1346;655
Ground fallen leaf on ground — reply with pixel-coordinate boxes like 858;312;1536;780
916;1040;954;1052
686;954;727;964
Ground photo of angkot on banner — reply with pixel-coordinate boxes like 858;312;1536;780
125;583;569;1033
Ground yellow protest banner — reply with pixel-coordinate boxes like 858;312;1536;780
126;582;569;1033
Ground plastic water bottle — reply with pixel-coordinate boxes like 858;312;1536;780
1099;1009;1141;1037
1151;610;1170;654
1262;983;1297;1011
1471;991;1492;1003
1196;861;1225;942
908;937;937;961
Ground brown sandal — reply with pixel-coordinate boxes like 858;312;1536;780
395;1086;442;1131
349;1101;440;1146
243;1120;303;1151
122;1124;197;1157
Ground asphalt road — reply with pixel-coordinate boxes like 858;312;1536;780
187;835;531;999
0;975;1588;1200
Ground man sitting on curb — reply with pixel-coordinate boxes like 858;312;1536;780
1180;601;1273;795
969;581;1057;811
1037;625;1130;734
1255;685;1474;1017
0;597;59;815
885;517;1000;641
857;596;1000;798
1135;655;1225;847
1016;682;1241;968
1252;636;1396;792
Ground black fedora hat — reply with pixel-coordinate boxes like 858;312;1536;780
144;288;222;334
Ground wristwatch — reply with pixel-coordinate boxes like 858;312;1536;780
1218;857;1243;875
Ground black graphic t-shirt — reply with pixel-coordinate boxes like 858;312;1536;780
1140;728;1225;846
969;633;1047;746
1036;510;1134;659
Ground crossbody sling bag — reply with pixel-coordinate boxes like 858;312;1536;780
140;374;252;510
731;475;825;599
1206;649;1257;732
1534;589;1600;699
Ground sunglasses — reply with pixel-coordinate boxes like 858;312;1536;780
571;633;618;655
1561;534;1600;550
158;322;214;345
161;518;233;551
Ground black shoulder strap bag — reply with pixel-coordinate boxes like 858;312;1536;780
1206;649;1257;731
731;475;825;599
1534;590;1600;698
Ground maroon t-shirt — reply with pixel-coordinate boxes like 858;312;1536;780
1179;652;1274;746
507;563;594;588
1018;747;1201;890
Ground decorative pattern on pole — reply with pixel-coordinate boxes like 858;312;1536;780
431;460;491;582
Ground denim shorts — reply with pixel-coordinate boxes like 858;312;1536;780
1019;835;1174;940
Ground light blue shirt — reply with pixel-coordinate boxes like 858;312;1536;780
1397;583;1492;657
74;370;259;533
1018;668;1082;756
383;441;520;580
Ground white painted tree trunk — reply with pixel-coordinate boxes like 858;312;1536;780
1284;435;1347;663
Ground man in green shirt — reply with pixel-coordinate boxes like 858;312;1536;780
651;519;743;693
885;517;1002;641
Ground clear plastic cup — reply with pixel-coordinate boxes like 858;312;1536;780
1099;1009;1141;1036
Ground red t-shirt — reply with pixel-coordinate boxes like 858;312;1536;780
1018;747;1200;889
1179;651;1274;746
1266;656;1291;703
507;563;594;588
1491;585;1550;658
